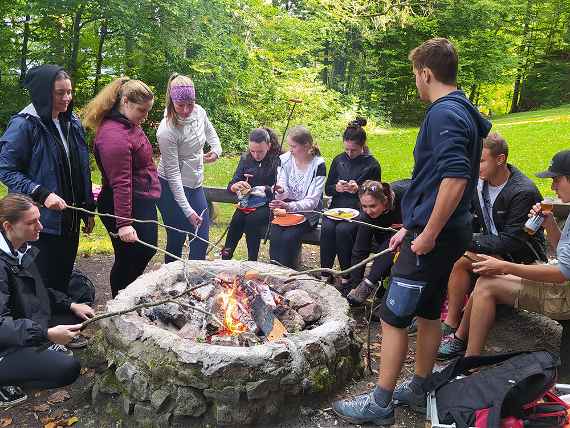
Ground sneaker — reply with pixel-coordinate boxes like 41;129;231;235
407;318;418;336
437;334;466;360
441;322;457;337
0;386;27;407
67;334;89;349
48;343;73;356
393;379;427;414
337;280;353;298
332;391;395;426
347;279;376;306
220;248;233;260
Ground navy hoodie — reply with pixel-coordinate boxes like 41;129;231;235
402;91;492;231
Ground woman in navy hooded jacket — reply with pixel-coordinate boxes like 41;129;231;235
0;65;94;297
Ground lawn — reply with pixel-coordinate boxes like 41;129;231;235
1;104;569;257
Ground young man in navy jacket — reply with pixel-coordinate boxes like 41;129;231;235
333;38;492;425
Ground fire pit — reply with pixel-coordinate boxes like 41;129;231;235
90;260;363;426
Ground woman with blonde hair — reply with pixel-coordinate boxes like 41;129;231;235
82;77;160;297
156;73;222;262
269;125;326;268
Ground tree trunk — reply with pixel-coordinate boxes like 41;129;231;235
510;73;522;113
19;15;30;84
93;21;108;97
68;5;84;80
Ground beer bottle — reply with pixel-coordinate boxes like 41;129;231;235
524;198;555;235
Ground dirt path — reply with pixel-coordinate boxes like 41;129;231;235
2;252;563;427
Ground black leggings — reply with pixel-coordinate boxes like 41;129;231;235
0;347;80;389
33;231;79;296
223;206;270;261
350;236;394;285
269;221;312;269
98;189;157;297
320;216;358;277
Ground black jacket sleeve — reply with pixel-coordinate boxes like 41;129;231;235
356;158;381;184
0;267;47;348
227;155;247;193
47;288;72;314
324;157;339;198
469;189;537;256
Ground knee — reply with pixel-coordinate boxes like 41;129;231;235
453;255;473;273
336;223;354;240
55;356;81;388
473;277;496;300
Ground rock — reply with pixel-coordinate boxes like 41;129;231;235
122;396;134;416
143;302;187;329
130;373;150;401
173;386;207;417
246;379;274;400
151;388;172;412
115;362;137;384
204;385;241;403
177;323;201;340
276;308;305;332
297;302;322;323
284;289;315;310
133;402;154;420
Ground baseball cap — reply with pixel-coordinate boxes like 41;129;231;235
536;150;570;178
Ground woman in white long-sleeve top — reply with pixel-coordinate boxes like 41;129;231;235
269;126;326;268
156;73;222;262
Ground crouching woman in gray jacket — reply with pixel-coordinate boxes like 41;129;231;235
157;73;222;261
0;194;94;406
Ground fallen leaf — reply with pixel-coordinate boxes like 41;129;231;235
46;390;70;404
62;416;79;426
39;416;54;425
32;403;50;412
0;417;12;427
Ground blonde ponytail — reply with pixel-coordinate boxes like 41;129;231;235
82;77;153;131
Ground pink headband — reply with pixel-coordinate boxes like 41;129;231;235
170;85;196;103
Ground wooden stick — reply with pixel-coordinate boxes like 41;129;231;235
285;248;393;283
81;280;223;329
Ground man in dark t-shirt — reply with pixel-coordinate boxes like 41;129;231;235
332;38;492;425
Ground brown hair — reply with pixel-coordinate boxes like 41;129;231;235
0;194;35;228
165;73;194;128
408;38;458;85
483;132;509;159
288;125;321;157
358;180;394;210
54;70;71;81
343;117;368;153
249;127;282;157
81;77;154;130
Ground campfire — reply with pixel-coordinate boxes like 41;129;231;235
93;260;361;426
138;270;322;347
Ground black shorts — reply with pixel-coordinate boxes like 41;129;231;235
378;227;471;328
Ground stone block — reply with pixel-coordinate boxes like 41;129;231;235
203;386;240;403
173;386;207;417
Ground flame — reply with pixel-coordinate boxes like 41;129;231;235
218;281;248;336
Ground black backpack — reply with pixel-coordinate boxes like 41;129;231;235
425;350;565;428
68;269;96;306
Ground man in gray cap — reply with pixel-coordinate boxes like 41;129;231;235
436;149;570;361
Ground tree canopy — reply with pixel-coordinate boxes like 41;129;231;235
1;0;568;149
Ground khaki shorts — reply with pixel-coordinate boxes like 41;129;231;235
515;278;570;320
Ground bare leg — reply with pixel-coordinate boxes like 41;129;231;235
377;321;409;391
415;317;441;377
464;275;521;356
445;254;474;328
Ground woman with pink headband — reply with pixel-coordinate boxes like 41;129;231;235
156;73;222;262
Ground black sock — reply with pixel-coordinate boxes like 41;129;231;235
372;385;393;407
409;374;427;394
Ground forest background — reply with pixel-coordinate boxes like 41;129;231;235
0;0;569;151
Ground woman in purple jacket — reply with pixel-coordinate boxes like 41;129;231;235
82;78;160;297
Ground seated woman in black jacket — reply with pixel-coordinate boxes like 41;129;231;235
345;180;407;304
320;118;381;287
221;128;280;261
0;194;94;406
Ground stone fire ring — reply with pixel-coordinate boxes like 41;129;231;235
91;260;363;426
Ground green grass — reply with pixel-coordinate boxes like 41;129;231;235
2;103;569;257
